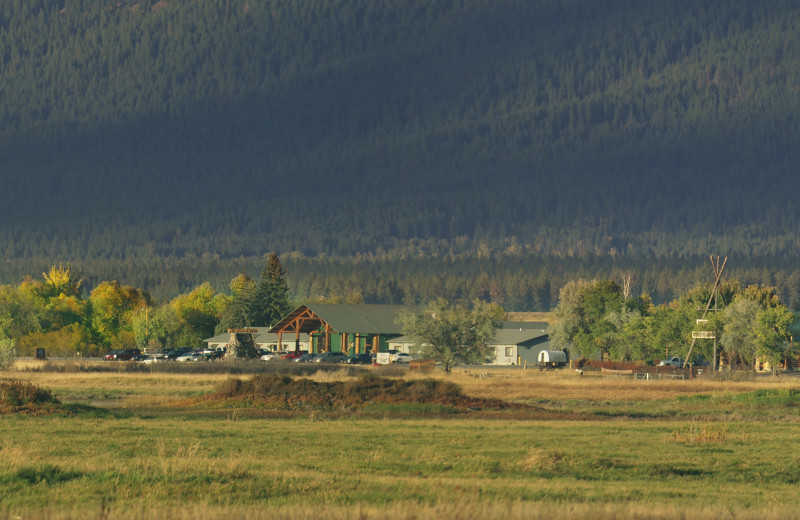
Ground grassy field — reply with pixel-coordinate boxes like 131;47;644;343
2;361;800;519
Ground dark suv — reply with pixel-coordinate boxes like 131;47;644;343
313;351;348;363
346;353;374;365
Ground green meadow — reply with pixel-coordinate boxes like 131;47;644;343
2;365;800;519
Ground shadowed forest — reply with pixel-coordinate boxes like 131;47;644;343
1;0;800;306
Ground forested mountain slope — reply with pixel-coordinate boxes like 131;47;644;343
1;0;800;304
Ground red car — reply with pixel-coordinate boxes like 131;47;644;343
281;351;309;360
104;348;141;361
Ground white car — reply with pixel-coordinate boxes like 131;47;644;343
176;352;207;362
392;352;415;363
261;351;286;361
141;353;169;364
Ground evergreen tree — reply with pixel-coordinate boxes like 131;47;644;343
252;253;291;327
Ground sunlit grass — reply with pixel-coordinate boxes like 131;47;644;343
7;502;800;520
448;367;794;403
2;362;800;518
3;416;800;517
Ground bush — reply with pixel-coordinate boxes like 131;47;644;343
0;336;17;369
0;380;57;406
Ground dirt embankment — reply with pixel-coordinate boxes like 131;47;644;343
193;373;529;414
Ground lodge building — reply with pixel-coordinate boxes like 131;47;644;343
203;303;550;366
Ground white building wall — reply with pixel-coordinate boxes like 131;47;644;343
268;339;309;351
490;344;518;365
387;341;417;355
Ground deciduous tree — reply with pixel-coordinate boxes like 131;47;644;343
754;305;795;375
215;272;255;333
89;281;149;347
720;297;760;369
170;283;227;347
399;298;504;373
0;335;16;369
550;279;625;360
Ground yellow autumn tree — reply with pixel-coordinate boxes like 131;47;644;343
40;264;83;299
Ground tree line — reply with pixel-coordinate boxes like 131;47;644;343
0;255;290;358
1;254;796;373
549;274;797;372
5;253;800;315
1;0;800;275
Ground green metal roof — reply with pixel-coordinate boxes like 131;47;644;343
492;329;548;346
501;321;549;332
308;304;408;334
389;326;547;347
269;306;550;339
270;304;412;335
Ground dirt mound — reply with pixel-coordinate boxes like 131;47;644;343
205;373;524;413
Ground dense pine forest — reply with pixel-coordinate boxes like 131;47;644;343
2;0;800;308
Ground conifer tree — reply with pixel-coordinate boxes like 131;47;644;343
252;253;290;327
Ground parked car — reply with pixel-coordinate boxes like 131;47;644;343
176;352;208;362
163;347;193;360
293;353;318;363
281;350;308;360
104;349;122;361
198;347;223;360
104;348;141;361
141;353;169;364
658;357;684;367
346;353;374;365
392;352;415;363
261;351;286;361
312;351;348;363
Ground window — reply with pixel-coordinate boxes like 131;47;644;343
505;347;514;357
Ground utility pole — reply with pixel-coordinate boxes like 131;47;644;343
711;256;722;371
684;256;727;369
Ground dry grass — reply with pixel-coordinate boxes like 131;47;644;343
4;362;800;408
506;311;554;323
10;501;800;520
309;367;355;383
518;449;572;471
667;422;730;443
4;365;800;520
0;369;228;407
447;367;800;402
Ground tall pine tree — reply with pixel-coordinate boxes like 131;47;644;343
252;253;290;327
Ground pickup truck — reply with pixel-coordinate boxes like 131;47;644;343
658;357;684;367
